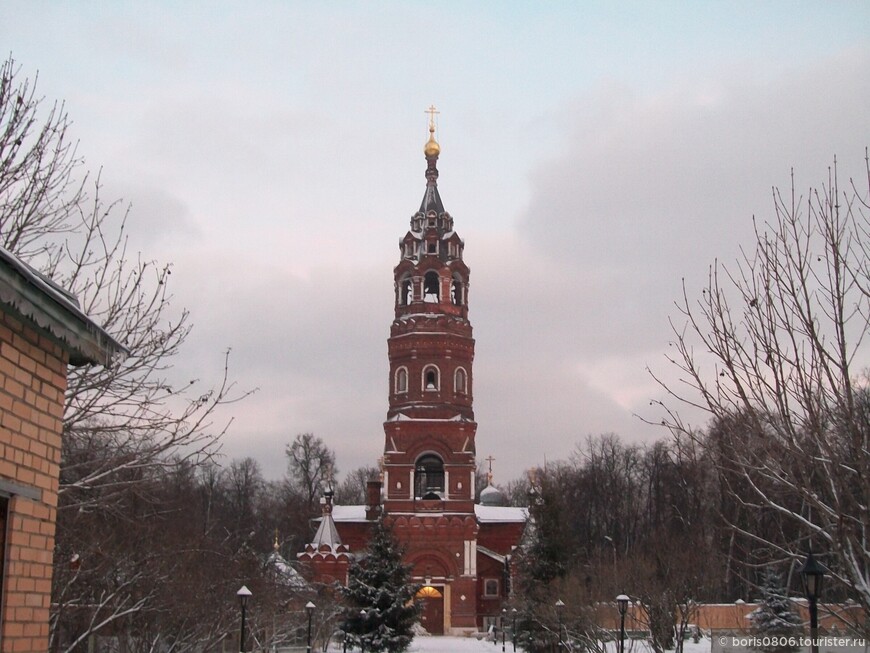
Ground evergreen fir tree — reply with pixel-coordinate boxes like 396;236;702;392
748;567;803;653
518;470;569;586
513;472;571;653
340;516;420;653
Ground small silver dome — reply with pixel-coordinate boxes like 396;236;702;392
480;483;507;507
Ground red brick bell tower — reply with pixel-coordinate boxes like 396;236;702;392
299;110;527;636
378;108;480;634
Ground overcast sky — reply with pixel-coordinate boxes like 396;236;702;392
3;2;869;484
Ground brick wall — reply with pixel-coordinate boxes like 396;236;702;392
0;311;68;653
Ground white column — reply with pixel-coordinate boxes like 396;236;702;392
463;539;478;576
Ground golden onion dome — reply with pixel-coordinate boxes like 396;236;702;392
424;128;440;158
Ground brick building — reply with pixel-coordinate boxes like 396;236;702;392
299;116;527;635
0;248;125;653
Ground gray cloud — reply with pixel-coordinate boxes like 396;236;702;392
11;3;866;485
111;183;200;247
166;49;870;482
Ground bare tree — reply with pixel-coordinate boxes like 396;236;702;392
1;55;254;647
2;56;251;505
50;455;316;653
335;464;380;504
285;433;336;514
650;153;870;629
226;457;265;533
0;57;82;265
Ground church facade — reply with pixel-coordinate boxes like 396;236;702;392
298;114;527;635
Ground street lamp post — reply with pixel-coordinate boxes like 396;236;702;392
237;586;252;653
512;608;517;653
502;609;507;652
555;599;565;651
305;601;316;653
800;551;826;653
616;594;630;653
360;609;367;653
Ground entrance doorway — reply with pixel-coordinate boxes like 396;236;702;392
415;586;444;635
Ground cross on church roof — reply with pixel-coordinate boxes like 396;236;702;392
426;104;440;130
485;455;495;474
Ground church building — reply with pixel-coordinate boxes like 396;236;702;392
298;112;527;635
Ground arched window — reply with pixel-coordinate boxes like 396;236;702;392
416;586;443;598
398;275;413;306
395;367;408;394
415;454;444;499
422;365;440;391
454;367;467;394
423;271;440;303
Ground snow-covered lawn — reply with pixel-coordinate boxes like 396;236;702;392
334;636;713;652
407;636;522;651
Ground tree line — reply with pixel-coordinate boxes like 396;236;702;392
53;435;352;651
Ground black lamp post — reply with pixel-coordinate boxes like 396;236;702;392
800;551;826;653
502;609;507;652
616;594;630;653
237;585;252;653
512;608;517;653
555;599;565;650
305;601;315;653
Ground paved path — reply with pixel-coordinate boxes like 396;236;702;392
335;636;509;652
336;636;713;652
407;636;509;651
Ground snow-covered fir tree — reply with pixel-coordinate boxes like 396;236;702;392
340;516;420;653
748;567;803;653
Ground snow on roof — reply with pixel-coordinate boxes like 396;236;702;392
311;512;343;547
479;484;507;507
386;412;467;422
330;504;528;524
331;505;368;522
474;505;528;523
267;551;310;590
0;245;128;366
477;545;506;563
397;312;459;321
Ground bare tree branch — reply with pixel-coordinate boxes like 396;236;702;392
650;152;870;628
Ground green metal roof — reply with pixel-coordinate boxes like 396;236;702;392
0;247;127;366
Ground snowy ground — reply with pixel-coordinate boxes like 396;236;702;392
333;636;713;652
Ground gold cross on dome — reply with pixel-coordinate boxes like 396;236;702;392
485;455;495;474
426;104;440;130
